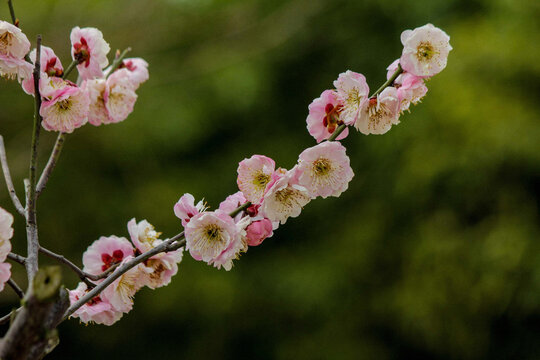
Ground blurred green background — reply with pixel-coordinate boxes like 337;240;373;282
1;0;540;358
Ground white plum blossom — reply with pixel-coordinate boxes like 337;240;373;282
260;170;311;224
101;256;144;313
70;27;110;80
333;70;369;126
400;23;452;78
0;21;30;58
354;87;400;135
237;155;275;204
296;141;354;199
103;69;138;124
127;218;183;289
185;210;244;271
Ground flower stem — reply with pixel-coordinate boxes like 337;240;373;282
106;47;131;78
7;0;16;25
62;60;78;80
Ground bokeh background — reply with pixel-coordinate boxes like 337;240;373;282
1;0;540;359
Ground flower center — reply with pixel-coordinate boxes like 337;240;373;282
56;99;72;111
205;224;221;241
45;57;63;77
73;37;91;66
313;158;332;176
101;249;124;271
323;103;343;133
253;171;270;189
0;32;13;54
416;42;436;61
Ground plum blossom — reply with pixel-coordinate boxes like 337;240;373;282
260;170;311;224
306;90;348;143
400;23;452;78
185;210;244;270
39;78;90;133
386;59;428;112
70;26;110;80
333;70;369;126
0;207;14;261
127;218;183;289
112;58;149;89
22;46;63;95
237;155;275;204
219;191;247;215
174;193;206;227
354;87;400;135
0;262;10;292
296;141;354;199
100;256;143;313
69;282;123;325
0;54;31;81
103;68;138;124
83;78;108;125
0;21;30;58
82;235;135;276
245;218;273;246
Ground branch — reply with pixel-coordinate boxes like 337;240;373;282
106;47;131;78
0;136;26;217
39;247;96;288
0;266;63;359
7;0;17;26
0;307;20;326
7;252;26;265
25;35;42;281
64;232;185;319
36;133;66;197
7;278;24;299
327;64;404;142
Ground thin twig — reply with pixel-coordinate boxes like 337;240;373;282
39;247;96;288
0;136;25;217
64;232;185;319
0;307;20;326
7;0;17;26
6;279;24;299
106;47;131;78
36;133;66;197
7;252;26;265
25;34;42;281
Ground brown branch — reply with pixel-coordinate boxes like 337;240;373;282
36;133;66;197
39;247;96;288
7;252;26;265
25;34;42;282
0;266;63;359
0;307;20;326
0;136;26;217
7;278;24;299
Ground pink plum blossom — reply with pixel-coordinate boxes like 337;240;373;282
70;27;110;80
245;218;273;246
306;90;349;143
0;21;31;81
22;46;63;95
68;282;123;325
101;256;144;313
185;210;244;271
0;54;31;81
354;87;400;135
82;78;108;126
82;235;135;276
237;155;275;204
260;170;311;224
333;70;369;126
174;193;206;227
386;59;428;112
114;58;149;89
0;262;11;292
103;68;138;124
296;141;354;199
0;21;30;58
219;191;247;216
400;23;452;78
127;218;183;289
0;207;14;262
39;79;90;133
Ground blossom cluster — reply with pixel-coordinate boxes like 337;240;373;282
0;207;14;292
1;20;148;133
307;23;451;139
69;219;183;325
